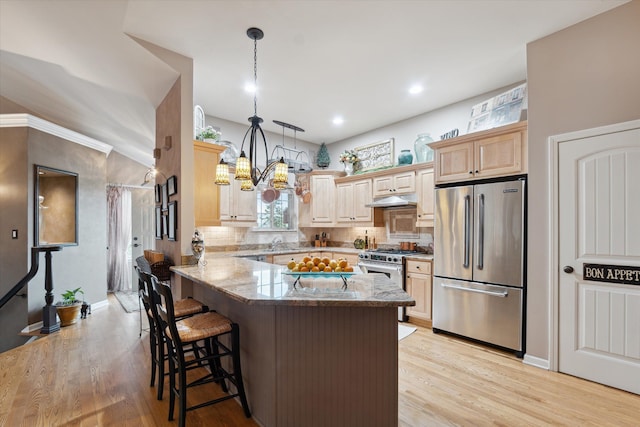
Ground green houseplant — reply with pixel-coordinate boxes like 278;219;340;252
56;287;84;327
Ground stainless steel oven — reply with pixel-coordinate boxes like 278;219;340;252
358;250;411;321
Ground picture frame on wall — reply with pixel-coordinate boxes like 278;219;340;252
167;175;178;196
168;201;177;241
155;206;162;239
155;184;161;203
161;183;169;212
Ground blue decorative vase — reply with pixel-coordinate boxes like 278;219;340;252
414;133;434;163
398;149;413;165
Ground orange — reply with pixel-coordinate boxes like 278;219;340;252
298;262;306;270
306;261;314;270
334;266;342;272
300;266;309;272
311;266;320;272
338;259;348;269
329;260;338;270
302;256;312;263
317;262;326;270
312;257;321;266
343;266;354;272
321;257;331;265
287;260;296;270
323;266;332;272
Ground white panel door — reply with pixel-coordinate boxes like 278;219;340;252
130;188;155;289
558;124;640;394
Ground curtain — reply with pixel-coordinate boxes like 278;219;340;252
107;186;132;292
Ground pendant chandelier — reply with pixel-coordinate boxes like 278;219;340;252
215;27;288;191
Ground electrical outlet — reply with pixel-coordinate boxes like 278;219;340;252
12;229;18;239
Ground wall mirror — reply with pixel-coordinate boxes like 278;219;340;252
34;165;78;246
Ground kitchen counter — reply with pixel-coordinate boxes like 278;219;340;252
171;257;414;307
207;246;363;259
171;257;409;427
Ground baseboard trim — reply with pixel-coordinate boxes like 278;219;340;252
523;354;550;370
20;298;109;336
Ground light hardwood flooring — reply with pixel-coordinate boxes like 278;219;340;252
1;295;638;426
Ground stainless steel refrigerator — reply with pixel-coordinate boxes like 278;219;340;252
433;179;525;356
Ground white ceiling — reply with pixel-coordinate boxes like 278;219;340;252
0;0;627;166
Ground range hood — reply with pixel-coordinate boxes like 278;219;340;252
365;194;417;208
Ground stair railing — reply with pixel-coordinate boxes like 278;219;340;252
0;245;63;333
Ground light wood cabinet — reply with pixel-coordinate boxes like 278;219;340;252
430;121;527;184
405;259;432;325
219;173;257;225
416;168;435;227
372;170;415;197
335;179;384;226
299;173;340;227
194;141;225;227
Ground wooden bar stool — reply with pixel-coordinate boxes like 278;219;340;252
151;276;251;427
137;269;209;401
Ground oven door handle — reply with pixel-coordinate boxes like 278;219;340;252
358;262;402;274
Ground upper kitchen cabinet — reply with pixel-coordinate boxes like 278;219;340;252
335;179;384;227
298;172;342;226
415;167;435;227
372;170;415;197
194;141;225;227
430;121;527;184
219;172;257;225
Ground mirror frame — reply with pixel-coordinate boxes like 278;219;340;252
34;164;79;247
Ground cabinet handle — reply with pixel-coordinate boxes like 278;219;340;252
416;265;420;270
475;170;479;174
469;171;473;174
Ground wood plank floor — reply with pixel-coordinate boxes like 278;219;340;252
1;295;638;426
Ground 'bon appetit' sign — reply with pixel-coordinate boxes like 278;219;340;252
583;263;640;286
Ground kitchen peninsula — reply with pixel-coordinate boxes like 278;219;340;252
172;257;414;427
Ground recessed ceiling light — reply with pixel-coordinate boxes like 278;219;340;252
244;83;256;93
409;85;423;95
332;116;344;125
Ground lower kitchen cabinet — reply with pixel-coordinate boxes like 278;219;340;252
405;259;432;326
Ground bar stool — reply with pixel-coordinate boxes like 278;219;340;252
138;269;209;401
151;276;251;427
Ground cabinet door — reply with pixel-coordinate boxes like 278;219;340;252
416;169;434;227
434;141;474;184
392;171;416;194
310;175;334;224
233;185;257;222
219;182;231;220
335;183;354;222
405;260;432;321
352;180;373;222
475;131;524;178
194;141;224;226
372;175;394;197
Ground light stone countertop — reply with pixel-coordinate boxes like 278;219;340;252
207;246;363;258
171;257;415;307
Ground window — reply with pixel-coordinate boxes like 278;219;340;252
256;189;296;230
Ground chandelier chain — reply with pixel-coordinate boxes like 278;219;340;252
253;36;258;116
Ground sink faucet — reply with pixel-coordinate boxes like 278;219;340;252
271;236;283;251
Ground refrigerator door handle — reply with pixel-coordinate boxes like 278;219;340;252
440;282;508;298
477;193;484;270
464;195;471;268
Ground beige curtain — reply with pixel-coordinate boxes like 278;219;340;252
107;186;132;292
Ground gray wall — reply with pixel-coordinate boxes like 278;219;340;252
27;129;108;322
0;127;30;352
526;1;640;361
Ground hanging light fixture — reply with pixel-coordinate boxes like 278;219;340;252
215;27;289;191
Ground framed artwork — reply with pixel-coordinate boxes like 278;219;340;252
155;207;163;239
467;83;527;133
161;183;169;212
155;184;161;203
355;138;395;172
167;175;178;196
168;201;177;241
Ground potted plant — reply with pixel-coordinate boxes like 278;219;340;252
56;287;84;327
339;150;359;176
197;126;222;142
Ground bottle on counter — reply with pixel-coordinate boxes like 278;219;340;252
364;230;369;249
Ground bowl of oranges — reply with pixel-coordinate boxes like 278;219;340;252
285;255;356;275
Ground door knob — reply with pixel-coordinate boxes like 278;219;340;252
133;243;140;248
563;266;574;273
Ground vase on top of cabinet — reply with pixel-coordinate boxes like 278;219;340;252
398;149;413;165
414;133;434;163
